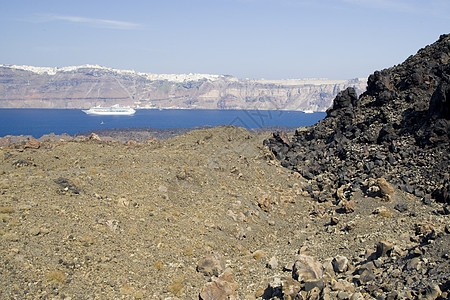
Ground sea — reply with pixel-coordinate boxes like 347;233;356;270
0;109;326;138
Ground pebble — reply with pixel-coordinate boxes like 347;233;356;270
266;256;278;269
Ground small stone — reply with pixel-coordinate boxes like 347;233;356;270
394;203;408;212
350;292;364;300
415;222;435;235
304;279;324;292
330;216;340;225
126;140;138;146
391;245;405;257
323;287;333;300
3;232;19;242
422;196;432;205
376;178;394;201
406;257;421;271
358;269;375;284
373;206;391;217
29;227;41;236
88;133;101;141
307;287;321;300
46;269;67;283
292;255;323;282
158;185;168;193
199;268;238;300
344;221;356;231
257;194;272;212
338;291;350;300
146;137;158;144
24;138;41;149
376;241;394;258
40;227;51;235
332;255;349;273
340;199;355;213
331;279;355;293
424;284;441;300
252;249;267;260
373;259;383;268
322;258;336;277
267;256;278;269
281;277;302;298
197;253;225;277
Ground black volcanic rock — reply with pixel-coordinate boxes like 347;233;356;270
265;34;450;205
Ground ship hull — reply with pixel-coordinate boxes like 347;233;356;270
82;105;136;115
82;110;136;115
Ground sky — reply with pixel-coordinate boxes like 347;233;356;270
0;0;449;80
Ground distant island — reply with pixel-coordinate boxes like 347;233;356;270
0;64;366;111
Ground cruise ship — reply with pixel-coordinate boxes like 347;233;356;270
82;104;136;115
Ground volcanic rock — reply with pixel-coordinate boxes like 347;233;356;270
292;254;323;282
265;34;450;206
199;268;239;300
264;34;450;299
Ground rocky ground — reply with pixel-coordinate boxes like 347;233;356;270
74;126;298;143
0;35;449;299
0;126;447;299
263;34;450;299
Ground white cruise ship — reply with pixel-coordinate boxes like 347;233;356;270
82;104;136;115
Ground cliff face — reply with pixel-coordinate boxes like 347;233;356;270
0;65;366;111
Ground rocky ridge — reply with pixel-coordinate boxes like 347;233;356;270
0;64;365;111
263;34;449;298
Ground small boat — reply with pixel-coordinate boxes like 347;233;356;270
83;104;136;115
303;110;314;114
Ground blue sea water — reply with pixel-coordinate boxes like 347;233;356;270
0;109;326;138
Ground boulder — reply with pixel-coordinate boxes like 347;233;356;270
199;268;238;300
332;255;349;273
24;138;41;149
292;255;323;282
376;178;394;201
197;253;225;277
376;240;394;258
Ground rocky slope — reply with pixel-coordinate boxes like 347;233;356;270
264;34;449;298
0;126;447;299
0;35;448;300
0;64;366;111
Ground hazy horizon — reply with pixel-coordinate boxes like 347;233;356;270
1;0;448;80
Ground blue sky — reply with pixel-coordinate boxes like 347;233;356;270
1;0;448;79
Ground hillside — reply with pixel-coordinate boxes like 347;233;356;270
0;64;366;111
0;35;448;299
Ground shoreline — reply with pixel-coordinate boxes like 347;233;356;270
0;125;299;145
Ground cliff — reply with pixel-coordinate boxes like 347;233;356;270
0;64;366;111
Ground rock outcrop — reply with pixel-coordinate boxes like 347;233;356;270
262;33;450;299
265;34;450;205
0;64;366;111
